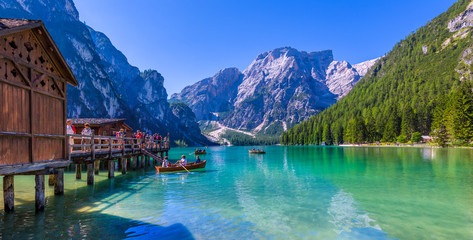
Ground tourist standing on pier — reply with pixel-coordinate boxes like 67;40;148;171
81;123;92;152
116;128;125;148
66;120;76;152
136;130;142;145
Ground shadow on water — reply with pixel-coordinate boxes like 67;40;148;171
0;168;196;240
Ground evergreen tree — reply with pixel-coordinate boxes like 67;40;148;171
322;124;333;145
365;114;377;142
412;132;422;143
451;81;473;144
335;124;344;145
401;105;416;140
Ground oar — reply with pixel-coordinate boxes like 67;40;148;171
174;160;191;173
180;164;191;173
175;160;191;173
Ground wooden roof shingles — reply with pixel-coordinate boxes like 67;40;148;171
0;18;41;31
68;118;127;125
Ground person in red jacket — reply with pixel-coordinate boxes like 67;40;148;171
135;130;143;146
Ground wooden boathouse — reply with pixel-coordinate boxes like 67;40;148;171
68;118;133;137
0;19;170;212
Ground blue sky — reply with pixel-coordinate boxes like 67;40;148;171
75;0;456;95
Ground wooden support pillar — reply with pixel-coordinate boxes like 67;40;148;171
87;163;94;185
121;158;127;175
149;156;152;167
35;175;45;211
54;169;64;195
132;156;137;170
48;174;56;186
141;156;145;168
3;175;14;212
127;157;132;170
108;160;115;178
76;164;81;179
118;158;123;171
94;160;100;175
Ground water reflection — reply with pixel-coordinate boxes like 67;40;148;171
0;146;472;239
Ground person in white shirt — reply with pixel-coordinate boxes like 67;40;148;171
66;120;75;152
179;155;187;166
81;123;92;152
162;156;169;167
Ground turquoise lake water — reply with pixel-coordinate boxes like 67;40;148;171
0;146;472;239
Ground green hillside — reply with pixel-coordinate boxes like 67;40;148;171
282;0;473;146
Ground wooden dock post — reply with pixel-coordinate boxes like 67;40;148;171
76;164;82;179
127;157;132;170
108;160;115;178
118;157;123;171
121;158;127;175
35;175;45;211
54;169;64;195
48;174;56;186
94;160;100;175
132;156;137;170
87;163;94;185
3;176;14;212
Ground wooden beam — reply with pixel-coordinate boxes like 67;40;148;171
87;163;94;185
35;175;45;211
0;160;71;176
3;176;14;212
32;73;45;85
54;168;64;195
11;60;32;87
28;68;34;164
0;77;30;91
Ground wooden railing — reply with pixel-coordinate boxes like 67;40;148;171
67;133;170;160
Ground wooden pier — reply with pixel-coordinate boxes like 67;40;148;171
0;18;171;213
1;133;170;212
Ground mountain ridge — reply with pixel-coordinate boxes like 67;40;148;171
281;0;473;146
172;46;379;142
0;0;212;146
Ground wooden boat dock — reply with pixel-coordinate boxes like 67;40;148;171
0;18;171;213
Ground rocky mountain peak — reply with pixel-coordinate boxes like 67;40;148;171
173;46;379;139
0;0;212;146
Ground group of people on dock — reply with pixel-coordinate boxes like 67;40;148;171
66;120;170;152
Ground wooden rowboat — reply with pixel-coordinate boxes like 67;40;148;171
249;150;266;154
194;150;207;155
155;160;206;173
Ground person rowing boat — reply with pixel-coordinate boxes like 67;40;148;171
178;155;187;166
